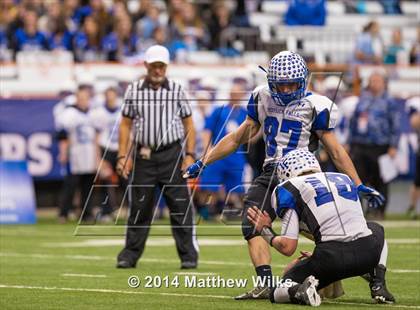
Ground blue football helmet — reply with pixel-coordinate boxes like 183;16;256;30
267;51;309;106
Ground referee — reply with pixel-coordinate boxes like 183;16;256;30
116;45;199;269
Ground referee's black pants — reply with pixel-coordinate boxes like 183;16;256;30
117;142;198;266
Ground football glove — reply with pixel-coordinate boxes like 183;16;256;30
357;184;386;209
183;160;206;178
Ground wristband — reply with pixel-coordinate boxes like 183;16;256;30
261;226;278;247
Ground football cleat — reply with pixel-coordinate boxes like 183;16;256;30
369;264;396;304
234;286;271;300
292;276;321;307
370;283;396;304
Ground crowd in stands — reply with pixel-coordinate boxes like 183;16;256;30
1;0;419;64
0;0;262;62
354;20;419;65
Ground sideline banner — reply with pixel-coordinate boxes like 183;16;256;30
0;160;36;224
0;98;61;180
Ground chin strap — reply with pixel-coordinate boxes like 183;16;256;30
258;65;268;74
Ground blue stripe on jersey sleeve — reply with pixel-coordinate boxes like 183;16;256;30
247;94;259;123
275;186;297;218
312;108;333;131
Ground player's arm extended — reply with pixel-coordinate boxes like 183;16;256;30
202;116;260;165
317;130;362;186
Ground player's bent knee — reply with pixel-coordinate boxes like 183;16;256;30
367;221;384;235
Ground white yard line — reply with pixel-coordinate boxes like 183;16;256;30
61;273;107;278
388;269;420;273
0;284;419;309
0;284;231;300
174;272;217;276
41;237;419;248
1;252;419;273
324;300;420;309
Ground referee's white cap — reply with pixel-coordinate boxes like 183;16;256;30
145;45;170;65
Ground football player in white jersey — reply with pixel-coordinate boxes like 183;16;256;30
247;149;395;305
184;51;385;299
90;86;122;221
56;86;100;223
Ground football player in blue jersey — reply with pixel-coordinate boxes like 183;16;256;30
247;149;395;305
184;51;385;299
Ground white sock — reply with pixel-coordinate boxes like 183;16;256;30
379;240;388;266
273;281;299;303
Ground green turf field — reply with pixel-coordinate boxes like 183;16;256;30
0;217;419;309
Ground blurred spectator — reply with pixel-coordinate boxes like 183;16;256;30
12;9;50;54
0;0;18;32
198;82;248;218
136;5;161;40
406;96;420;219
384;28;405;64
38;0;61;34
151;26;168;46
169;2;208;49
378;0;402;14
88;0;112;35
63;0;81;31
232;0;252;27
49;17;74;51
90;86;123;222
348;71;401;219
409;26;420;65
21;0;45;16
73;0;111;35
111;0;129;24
284;0;326;26
38;1;74;51
73;15;104;62
208;1;233;50
132;0;154;22
353;21;383;64
56;85;98;223
103;17;140;62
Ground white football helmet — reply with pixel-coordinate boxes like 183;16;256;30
267;51;309;106
277;149;321;182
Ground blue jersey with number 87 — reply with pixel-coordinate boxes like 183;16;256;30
247;85;338;166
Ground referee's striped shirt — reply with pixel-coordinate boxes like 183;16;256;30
122;78;192;148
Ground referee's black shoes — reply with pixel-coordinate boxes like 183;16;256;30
116;260;135;269
180;261;197;269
